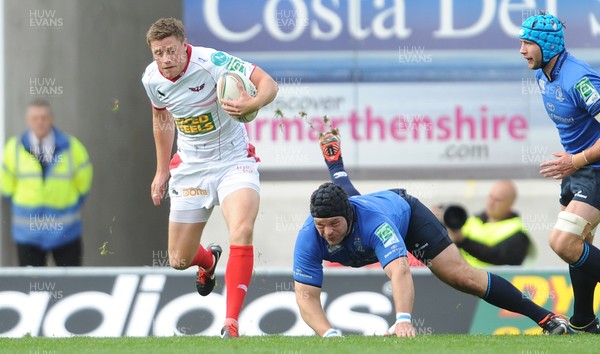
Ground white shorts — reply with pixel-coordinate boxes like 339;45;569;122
168;154;260;223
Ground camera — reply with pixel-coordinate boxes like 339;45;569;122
438;204;468;230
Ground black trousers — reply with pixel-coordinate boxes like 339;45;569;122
17;237;82;266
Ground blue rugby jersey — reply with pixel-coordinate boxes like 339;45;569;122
293;190;410;288
535;51;600;167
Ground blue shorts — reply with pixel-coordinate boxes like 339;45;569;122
390;189;453;265
560;167;600;210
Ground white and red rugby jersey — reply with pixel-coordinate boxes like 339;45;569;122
142;45;256;163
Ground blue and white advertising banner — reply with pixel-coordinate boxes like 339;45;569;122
184;0;600;52
2;267;595;337
252;81;562;169
182;0;597;172
0;268;476;337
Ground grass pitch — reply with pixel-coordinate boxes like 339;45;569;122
0;334;594;354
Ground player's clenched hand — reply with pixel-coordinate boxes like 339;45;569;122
394;321;416;337
540;152;577;180
151;171;169;206
221;82;258;118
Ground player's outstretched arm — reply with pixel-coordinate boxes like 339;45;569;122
384;257;416;337
151;107;175;206
294;281;339;337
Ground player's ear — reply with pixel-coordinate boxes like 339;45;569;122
183;37;188;46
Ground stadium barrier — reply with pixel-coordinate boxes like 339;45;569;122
0;267;592;337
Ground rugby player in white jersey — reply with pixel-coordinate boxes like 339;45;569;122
141;18;278;338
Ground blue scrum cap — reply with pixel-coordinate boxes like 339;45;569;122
519;13;564;65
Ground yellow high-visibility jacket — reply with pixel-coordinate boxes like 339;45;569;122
1;128;92;249
459;213;535;267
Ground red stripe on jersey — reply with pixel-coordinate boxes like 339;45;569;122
151;103;166;111
247;143;260;162
247;64;257;80
169;153;182;170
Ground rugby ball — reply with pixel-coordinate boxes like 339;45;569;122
217;71;258;123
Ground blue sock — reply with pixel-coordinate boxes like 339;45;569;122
569;242;600;326
482;272;550;324
326;156;360;197
571;242;600;282
569;264;597;327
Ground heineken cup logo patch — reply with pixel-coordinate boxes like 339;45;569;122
575;77;600;108
375;222;400;247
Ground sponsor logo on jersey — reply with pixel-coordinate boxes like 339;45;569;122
174;113;216;135
548;113;574;124
374;222;399;247
575;77;600;108
392;244;406;258
236;165;256;173
182;188;209;197
188;83;205;92
546;102;555;112
211;51;230;66
226;57;247;75
353;237;364;253
294;268;313;279
538;79;546;94
555;85;565;102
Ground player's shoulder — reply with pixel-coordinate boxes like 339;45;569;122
563;53;600;84
564;53;595;72
296;217;323;247
188;45;214;63
189;45;233;68
351;197;390;222
297;215;318;239
367;189;398;198
141;61;161;85
351;190;398;205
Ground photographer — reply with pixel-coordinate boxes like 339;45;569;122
433;180;534;267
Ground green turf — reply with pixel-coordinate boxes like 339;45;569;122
0;334;595;354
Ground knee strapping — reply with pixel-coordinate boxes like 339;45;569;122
554;211;590;237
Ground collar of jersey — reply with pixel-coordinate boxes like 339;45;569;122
548;50;569;83
160;44;192;83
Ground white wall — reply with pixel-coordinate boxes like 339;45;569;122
200;179;568;270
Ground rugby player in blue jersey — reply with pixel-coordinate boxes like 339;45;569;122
520;12;600;333
292;133;572;337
